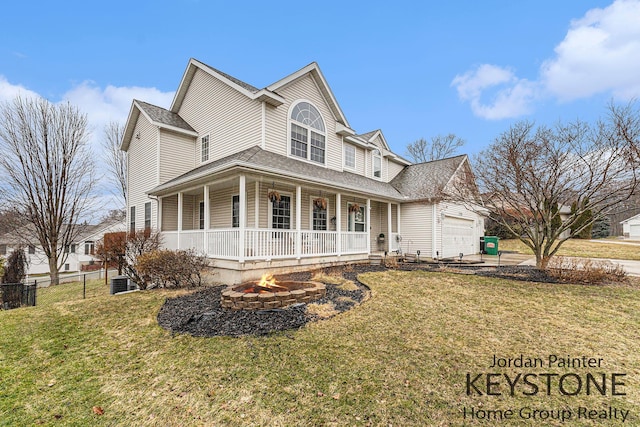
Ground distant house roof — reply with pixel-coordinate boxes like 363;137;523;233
621;213;640;224
148;146;405;201
390;155;468;201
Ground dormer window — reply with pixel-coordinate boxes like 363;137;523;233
372;149;382;179
290;101;325;164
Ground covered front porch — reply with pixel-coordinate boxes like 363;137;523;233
158;173;401;264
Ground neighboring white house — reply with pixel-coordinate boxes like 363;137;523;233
0;217;126;277
121;58;485;282
621;213;640;239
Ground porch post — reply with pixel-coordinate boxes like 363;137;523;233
397;203;401;235
177;192;183;249
387;202;392;252
366;198;371;254
204;185;210;255
336;193;341;256
239;175;246;263
295;185;301;259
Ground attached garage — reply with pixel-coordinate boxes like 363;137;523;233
441;215;476;258
621;214;640;239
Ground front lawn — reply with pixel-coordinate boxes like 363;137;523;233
499;238;640;261
1;272;638;426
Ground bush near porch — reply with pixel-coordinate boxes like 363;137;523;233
1;271;639;425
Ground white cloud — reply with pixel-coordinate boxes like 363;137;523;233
62;82;175;136
0;76;174;211
541;0;640;101
453;0;640;119
0;75;41;102
451;64;538;120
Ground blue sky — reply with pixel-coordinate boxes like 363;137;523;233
2;0;638;164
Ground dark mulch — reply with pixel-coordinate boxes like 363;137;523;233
474;266;560;283
157;265;386;338
157;263;564;338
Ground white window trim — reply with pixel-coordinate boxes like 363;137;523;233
268;190;293;229
287;100;327;167
343;142;356;171
232;193;240;228
372;149;382;180
347;202;366;232
309;195;330;231
198;200;205;230
200;134;210;163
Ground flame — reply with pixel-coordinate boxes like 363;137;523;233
258;273;277;289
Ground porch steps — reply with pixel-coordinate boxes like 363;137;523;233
368;254;384;265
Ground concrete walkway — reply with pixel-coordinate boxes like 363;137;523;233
588;239;640;246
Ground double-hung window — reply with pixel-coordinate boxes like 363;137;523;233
130;206;136;233
201;135;210;162
199;201;205;230
344;144;356;169
232;195;240;228
289;101;326;164
372;149;382;179
271;195;291;230
144;202;151;229
348;203;366;232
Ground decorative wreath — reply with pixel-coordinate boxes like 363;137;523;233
348;203;361;213
313;197;327;210
268;190;281;203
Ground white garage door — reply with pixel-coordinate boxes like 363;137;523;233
442;216;475;258
630;224;640;238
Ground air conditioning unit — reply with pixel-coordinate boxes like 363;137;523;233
110;276;129;295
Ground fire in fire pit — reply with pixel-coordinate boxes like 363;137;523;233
221;273;326;311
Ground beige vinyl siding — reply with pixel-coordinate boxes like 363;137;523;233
181;195;195;230
127;115;158;231
264;74;343;171
370;201;385;250
159;129;196;184
161;195;178;231
388;159;405;181
177;68;261;164
399;202;434;256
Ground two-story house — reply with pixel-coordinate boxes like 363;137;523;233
122;58;484;283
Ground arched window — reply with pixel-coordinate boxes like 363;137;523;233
290;101;326;164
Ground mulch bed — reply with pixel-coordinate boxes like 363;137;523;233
157;265;386;337
157;263;565;338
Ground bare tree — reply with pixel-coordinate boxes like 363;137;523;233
102;121;126;205
405;134;465;163
0;97;96;285
454;102;640;269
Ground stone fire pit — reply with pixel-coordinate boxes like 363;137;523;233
220;280;326;311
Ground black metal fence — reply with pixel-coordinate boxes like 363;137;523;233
0;270;118;310
0;282;37;309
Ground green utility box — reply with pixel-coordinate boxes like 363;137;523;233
483;236;499;255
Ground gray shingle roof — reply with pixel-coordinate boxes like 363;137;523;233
136;100;195;132
149;146;405;200
390;155;467;201
194;59;260;93
354;130;378;141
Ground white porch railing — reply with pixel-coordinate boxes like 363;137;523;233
341;232;368;254
161;229;368;260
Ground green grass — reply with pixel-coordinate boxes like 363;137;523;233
35;279;110;308
499;238;640;261
1;272;639;426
